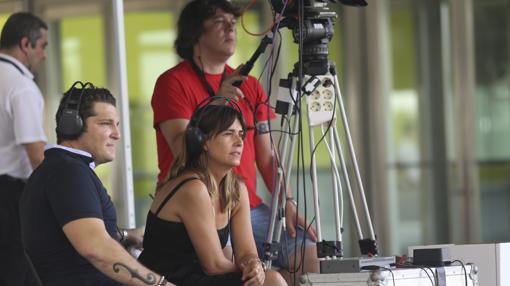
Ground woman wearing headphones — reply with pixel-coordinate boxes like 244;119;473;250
138;102;286;286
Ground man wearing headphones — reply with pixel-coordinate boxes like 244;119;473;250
152;0;319;283
0;12;48;285
20;83;173;286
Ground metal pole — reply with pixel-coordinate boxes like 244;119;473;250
105;0;135;228
308;124;323;242
323;124;343;243
332;126;363;239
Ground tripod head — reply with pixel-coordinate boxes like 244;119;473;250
270;0;367;75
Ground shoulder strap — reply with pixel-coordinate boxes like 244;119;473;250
189;60;226;98
155;177;199;215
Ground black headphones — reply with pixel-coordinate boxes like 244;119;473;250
185;96;243;154
56;81;95;138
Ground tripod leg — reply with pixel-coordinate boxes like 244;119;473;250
308;124;323;242
321;124;343;246
332;125;363;239
264;99;300;265
332;74;376;241
264;117;288;265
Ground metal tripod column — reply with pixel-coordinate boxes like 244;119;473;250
322;123;344;246
264;78;300;266
307;121;323;243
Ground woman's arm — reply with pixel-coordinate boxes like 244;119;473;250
176;180;238;275
230;183;265;285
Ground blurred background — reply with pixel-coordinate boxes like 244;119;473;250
1;0;509;257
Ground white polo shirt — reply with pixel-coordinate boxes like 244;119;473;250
0;53;47;179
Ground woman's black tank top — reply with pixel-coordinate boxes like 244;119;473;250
138;177;230;281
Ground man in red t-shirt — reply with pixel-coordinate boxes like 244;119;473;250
152;0;318;281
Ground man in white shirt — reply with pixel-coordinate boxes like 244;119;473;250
0;12;48;285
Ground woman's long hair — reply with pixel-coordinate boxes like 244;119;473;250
166;104;246;212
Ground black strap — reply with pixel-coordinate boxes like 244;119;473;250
190;60;227;98
155;177;199;215
0;56;24;75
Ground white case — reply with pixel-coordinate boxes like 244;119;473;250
300;265;478;286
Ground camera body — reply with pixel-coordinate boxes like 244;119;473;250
271;0;367;75
271;0;367;15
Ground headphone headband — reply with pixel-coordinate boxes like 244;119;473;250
191;96;243;123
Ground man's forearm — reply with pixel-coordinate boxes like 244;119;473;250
87;236;172;286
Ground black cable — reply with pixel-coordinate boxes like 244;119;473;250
242;1;286;274
379;266;396;286
258;10;300;281
257;30;282;102
265;1;300;278
266;2;307;284
450;260;468;286
290;95;306;285
284;119;301;283
260;1;284;178
259;0;314;281
424;266;437;286
397;264;435;286
415;266;435;286
297;1;309;281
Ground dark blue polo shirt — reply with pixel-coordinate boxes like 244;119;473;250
20;147;123;286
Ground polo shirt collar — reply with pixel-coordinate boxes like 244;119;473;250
45;144;96;169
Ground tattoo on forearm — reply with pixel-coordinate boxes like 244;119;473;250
113;262;157;285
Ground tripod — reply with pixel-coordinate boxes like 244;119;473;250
263;62;394;274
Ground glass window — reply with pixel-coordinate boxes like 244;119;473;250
60;16;106;87
473;0;510;242
60;16;111;189
124;11;174;225
387;3;429;253
0;14;8;28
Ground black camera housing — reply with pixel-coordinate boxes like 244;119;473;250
270;0;367;75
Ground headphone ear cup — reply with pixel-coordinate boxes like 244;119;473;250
57;109;83;137
186;126;205;152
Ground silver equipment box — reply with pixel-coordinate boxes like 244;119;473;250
301;264;478;286
320;257;396;273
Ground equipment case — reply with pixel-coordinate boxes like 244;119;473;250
301;265;478;286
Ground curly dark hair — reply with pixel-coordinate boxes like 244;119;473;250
174;0;241;61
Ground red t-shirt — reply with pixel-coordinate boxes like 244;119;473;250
152;61;274;208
